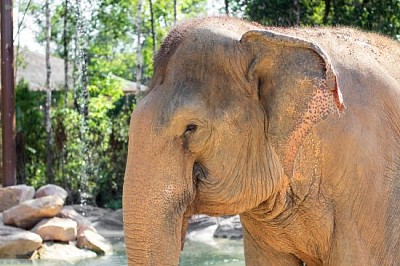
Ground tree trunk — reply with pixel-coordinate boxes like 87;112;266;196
135;0;143;102
293;0;300;26
148;0;156;56
73;24;78;111
45;0;54;184
61;0;69;187
63;0;69;106
323;0;331;25
174;0;177;25
1;0;17;186
224;0;229;16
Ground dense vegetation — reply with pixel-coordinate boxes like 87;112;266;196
227;0;400;39
12;0;399;209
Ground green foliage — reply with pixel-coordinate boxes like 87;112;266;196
17;78;134;208
53;76;132;207
237;0;400;38
15;80;46;187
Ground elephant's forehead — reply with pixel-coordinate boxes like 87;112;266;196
149;78;233;128
177;27;241;57
164;32;248;91
147;20;254;128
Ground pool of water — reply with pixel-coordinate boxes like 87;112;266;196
0;226;245;266
180;239;244;265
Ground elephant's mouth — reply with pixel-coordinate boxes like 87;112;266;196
193;162;208;181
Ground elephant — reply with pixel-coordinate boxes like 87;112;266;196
123;17;400;265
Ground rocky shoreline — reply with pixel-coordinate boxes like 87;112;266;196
0;184;243;261
0;184;113;260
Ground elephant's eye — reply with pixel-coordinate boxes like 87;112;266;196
184;124;197;136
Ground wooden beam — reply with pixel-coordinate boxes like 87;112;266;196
1;0;17;186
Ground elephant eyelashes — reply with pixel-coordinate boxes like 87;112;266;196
184;124;197;136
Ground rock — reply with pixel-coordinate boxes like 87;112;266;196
213;216;243;240
92;209;124;238
77;224;98;246
35;184;68;202
57;206;91;226
188;215;218;232
93;209;123;229
77;228;113;255
33;242;97;260
77;223;97;235
0;185;35;212
0;223;42;258
3;195;64;229
32;217;77;242
69;204;112;223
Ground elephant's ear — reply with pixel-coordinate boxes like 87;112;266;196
240;30;345;176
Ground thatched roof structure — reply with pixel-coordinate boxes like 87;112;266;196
16;49;66;91
13;49;147;94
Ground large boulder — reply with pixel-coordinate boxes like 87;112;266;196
32;217;77;242
213;216;243;240
33;242;97;260
92;208;123;229
0;185;35;212
0;223;42;258
92;209;124;238
69;204;112;223
35;184;68;202
57;206;91;226
77;228;113;255
3;195;64;229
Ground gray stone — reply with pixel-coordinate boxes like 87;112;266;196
188;215;218;232
57;206;91;226
77;223;98;236
31;217;77;242
77;228;113;255
33;242;97;260
213;215;243;240
69;204;112;223
92;209;124;239
63;206;124;239
3;195;64;229
93;208;123;229
0;224;42;258
0;185;35;212
35;184;68;202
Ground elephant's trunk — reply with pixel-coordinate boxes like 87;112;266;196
123;183;183;264
123;184;184;265
123;112;195;265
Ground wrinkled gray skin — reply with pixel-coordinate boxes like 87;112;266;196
123;17;400;265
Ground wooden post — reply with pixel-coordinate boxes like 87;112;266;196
1;0;17;186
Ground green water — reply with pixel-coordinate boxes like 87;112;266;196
180;238;245;265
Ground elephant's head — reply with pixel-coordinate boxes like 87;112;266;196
123;18;344;265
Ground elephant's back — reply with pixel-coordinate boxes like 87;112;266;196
267;27;400;88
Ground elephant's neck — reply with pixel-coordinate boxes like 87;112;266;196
243;174;291;222
241;177;334;265
241;170;335;265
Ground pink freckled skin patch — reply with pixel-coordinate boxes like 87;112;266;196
284;81;341;176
